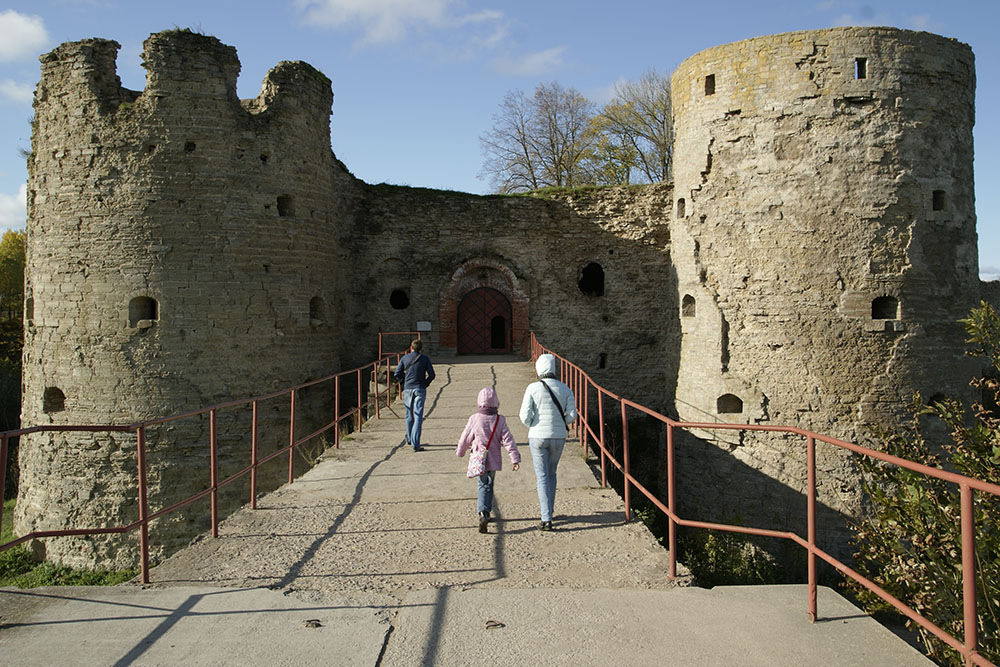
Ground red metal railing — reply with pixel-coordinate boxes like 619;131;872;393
530;333;999;667
0;345;410;584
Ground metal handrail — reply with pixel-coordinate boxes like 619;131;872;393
0;344;410;584
529;332;997;667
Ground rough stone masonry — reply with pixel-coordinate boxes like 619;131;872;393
17;26;995;569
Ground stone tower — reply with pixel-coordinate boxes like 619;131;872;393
669;28;980;554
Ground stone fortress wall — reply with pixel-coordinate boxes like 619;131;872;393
17;27;994;569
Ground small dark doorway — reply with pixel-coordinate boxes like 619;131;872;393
458;287;511;353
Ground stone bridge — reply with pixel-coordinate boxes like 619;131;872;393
0;357;930;665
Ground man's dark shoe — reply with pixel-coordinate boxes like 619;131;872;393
412;445;425;452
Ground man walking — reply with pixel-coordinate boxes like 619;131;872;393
394;339;435;451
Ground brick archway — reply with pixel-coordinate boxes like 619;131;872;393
439;259;529;355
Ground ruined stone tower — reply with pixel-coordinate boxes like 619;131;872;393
17;27;988;569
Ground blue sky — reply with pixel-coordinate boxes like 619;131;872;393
1;0;998;280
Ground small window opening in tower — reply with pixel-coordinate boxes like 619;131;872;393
932;190;946;211
682;294;696;317
854;57;868;80
717;394;743;414
598;353;608;369
490;315;506;349
927;393;948;407
260;154;269;164
578;262;605;297
43;387;65;413
705;74;715;96
871;296;899;320
390;289;410;310
128;296;158;327
25;297;34;322
309;296;325;323
677;198;686;219
277;195;294;217
184;141;196;153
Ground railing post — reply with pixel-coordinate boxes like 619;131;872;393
210;408;219;538
356;368;363;432
288;389;296;484
581;377;589;452
250;400;259;509
334;375;341;449
961;484;978;665
667;422;677;579
621;399;631;522
373;361;381;419
136;425;150;584
598;392;607;488
807;434;817;623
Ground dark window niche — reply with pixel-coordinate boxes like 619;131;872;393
129;296;158;327
25;297;34;322
277;195;294;217
682;294;696;317
677;198;686;219
184;141;196;154
309;296;325;322
855;57;868;80
578;262;605;297
43;386;65;413
705;74;715;96
871;296;899;320
717;393;743;414
390;289;410;310
932;190;946;211
598;353;608;369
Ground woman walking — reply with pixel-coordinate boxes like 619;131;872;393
519;353;577;531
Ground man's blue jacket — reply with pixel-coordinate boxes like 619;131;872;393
394;351;435;390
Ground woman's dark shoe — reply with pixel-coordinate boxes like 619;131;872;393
479;511;489;533
539;521;552;531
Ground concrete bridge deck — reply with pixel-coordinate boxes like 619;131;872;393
0;357;931;665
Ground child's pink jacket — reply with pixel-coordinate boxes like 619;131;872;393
456;387;520;474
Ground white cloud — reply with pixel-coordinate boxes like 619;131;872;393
981;266;1000;282
0;11;49;62
491;46;566;77
294;0;503;47
0;79;34;104
0;184;27;231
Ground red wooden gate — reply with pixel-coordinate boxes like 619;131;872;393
457;287;511;354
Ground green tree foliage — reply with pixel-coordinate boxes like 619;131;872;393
851;302;1000;666
479;82;597;193
0;229;25;498
589;69;673;184
479;71;674;193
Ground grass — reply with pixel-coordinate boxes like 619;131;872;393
1;499;137;588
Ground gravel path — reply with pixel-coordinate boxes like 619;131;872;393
149;356;690;606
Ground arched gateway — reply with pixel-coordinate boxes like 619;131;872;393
438;259;529;355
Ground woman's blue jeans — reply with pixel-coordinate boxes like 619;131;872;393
529;437;565;522
477;471;496;514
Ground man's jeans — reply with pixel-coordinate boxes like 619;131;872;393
477;470;496;514
529;437;565;522
403;387;427;448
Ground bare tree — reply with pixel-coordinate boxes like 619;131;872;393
592;69;673;183
479;82;596;193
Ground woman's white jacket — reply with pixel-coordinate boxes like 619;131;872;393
519;354;578;439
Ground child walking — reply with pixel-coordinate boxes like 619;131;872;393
456;387;520;533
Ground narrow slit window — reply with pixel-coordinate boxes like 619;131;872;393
598;353;607;369
855;57;868;80
871;296;899;320
43;387;65;413
578;262;605;297
277;195;294;217
932;190;946;211
677;198;686;219
717;394;743;414
682;295;696;318
309;296;325;322
704;74;715;96
129;296;158;327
